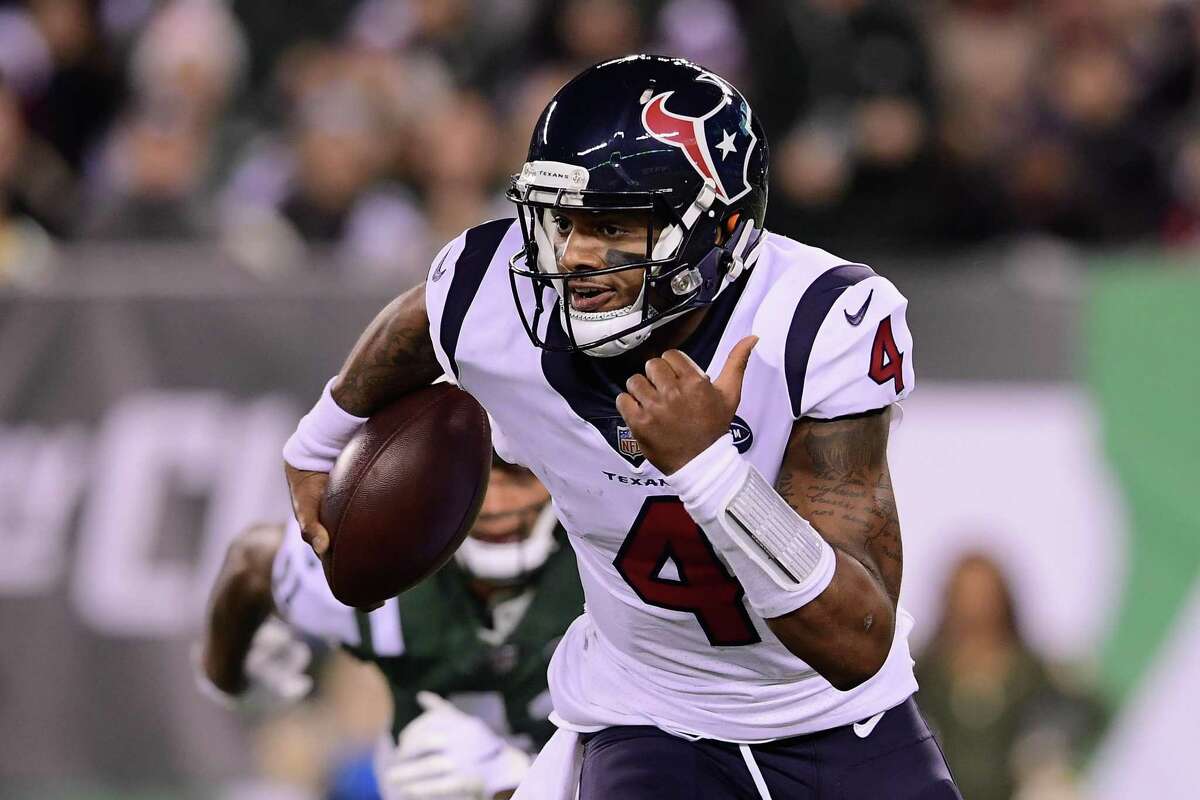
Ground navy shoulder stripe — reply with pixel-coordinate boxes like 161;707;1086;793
439;219;515;377
785;264;875;417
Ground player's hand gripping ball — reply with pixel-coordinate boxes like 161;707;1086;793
313;384;491;608
616;335;758;474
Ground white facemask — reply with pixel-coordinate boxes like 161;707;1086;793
453;504;558;583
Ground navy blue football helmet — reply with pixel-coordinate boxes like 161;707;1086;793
506;55;769;357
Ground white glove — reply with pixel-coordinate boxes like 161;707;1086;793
193;618;314;713
376;692;531;800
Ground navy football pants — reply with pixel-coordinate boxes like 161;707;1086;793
578;697;961;799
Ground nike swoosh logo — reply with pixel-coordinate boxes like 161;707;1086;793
431;251;450;282
853;710;885;738
844;289;873;326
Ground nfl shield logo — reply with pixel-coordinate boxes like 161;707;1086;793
617;425;642;459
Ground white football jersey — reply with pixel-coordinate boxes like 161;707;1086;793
424;219;918;742
271;518;405;656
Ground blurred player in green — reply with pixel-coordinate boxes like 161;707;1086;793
196;457;583;800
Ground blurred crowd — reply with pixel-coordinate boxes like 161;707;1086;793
1;0;1199;288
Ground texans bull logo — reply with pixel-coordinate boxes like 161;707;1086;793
641;84;757;204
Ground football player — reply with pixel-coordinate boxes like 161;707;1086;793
282;56;960;798
197;458;583;800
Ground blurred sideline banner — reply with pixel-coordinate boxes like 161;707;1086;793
1084;265;1200;800
0;248;402;790
1085;266;1200;699
0;244;1194;796
890;384;1127;664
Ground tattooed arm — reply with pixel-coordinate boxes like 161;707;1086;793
331;283;443;415
764;407;901;690
285;283;443;556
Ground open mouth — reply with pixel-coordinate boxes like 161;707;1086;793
568;283;619;312
469;526;528;544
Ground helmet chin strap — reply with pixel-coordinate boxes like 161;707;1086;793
561;284;651;357
562;283;702;358
454;505;558;584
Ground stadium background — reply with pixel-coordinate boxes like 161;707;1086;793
0;0;1196;798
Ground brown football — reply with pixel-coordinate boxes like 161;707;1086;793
319;383;491;608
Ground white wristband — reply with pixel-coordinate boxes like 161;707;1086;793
668;434;749;519
669;436;837;619
282;378;368;472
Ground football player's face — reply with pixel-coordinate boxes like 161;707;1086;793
469;467;550;544
550;210;652;312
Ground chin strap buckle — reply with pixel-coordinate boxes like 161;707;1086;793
671;267;703;296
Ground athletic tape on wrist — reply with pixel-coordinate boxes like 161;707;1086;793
726;467;832;588
282;377;369;472
670;436;836;618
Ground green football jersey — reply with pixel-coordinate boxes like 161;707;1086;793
273;523;583;749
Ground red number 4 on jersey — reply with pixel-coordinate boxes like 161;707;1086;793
615;497;761;647
869;316;904;393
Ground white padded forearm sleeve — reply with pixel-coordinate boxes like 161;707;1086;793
282;378;368;472
669;435;837;619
